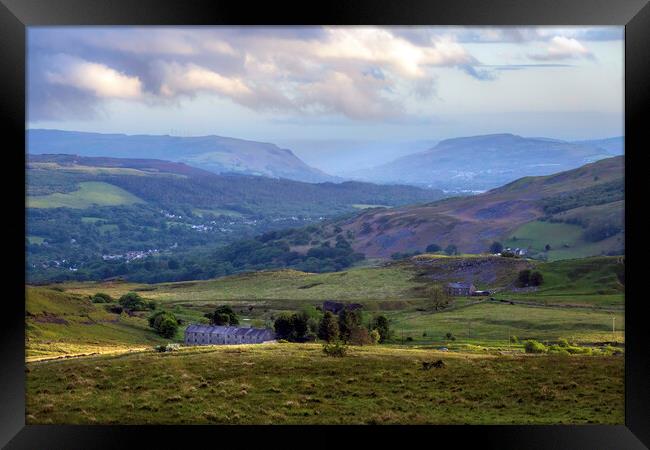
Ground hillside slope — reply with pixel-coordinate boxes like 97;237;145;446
353;133;614;190
26;155;445;283
28;129;336;183
331;156;624;257
26;287;168;361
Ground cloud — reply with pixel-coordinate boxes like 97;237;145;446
157;62;251;98
28;26;613;122
45;54;143;99
528;36;594;61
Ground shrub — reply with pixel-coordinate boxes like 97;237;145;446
557;338;569;347
524;340;547;354
565;345;593;355
548;345;570;356
405;336;414;342
322;341;348;357
108;305;123;314
91;292;113;303
445;332;456;341
369;329;381;345
509;335;519;343
425;243;441;252
422;360;446;370
118;292;149;311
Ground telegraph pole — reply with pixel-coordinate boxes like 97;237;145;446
612;316;616;334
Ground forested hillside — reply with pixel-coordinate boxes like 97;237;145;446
26;155;444;283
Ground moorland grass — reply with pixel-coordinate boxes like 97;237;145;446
25;343;624;425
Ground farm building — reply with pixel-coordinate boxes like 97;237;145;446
446;282;476;296
184;324;275;346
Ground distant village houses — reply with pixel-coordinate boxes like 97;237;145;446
184;324;275;346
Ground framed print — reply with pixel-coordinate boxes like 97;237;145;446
1;0;649;447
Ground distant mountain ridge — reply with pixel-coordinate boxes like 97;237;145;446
572;137;624;156
350;133;620;190
27;129;337;183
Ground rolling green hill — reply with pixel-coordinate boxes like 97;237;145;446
28;181;145;209
320;157;624;259
26;287;169;361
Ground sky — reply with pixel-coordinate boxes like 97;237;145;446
27;26;624;168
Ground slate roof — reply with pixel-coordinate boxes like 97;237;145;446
185;324;274;339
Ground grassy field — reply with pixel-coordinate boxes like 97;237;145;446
504;221;622;261
61;266;422;304
386;302;624;346
26;287;170;361
49;256;624;345
24;253;625;425
491;256;624;308
25;344;624;425
27;181;145;209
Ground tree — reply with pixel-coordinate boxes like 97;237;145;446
205;305;239;326
318;311;340;342
544;244;551;251
425;243;441;253
349;327;372;345
273;314;294;340
424;285;450;310
369;329;381;344
273;312;313;342
148;311;179;338
489;241;503;254
290;312;310;341
517;269;531;287
444;244;458;256
119;292;148;311
91;292;112;303
370;315;390;343
338;309;362;342
529;271;544;286
157;317;178;338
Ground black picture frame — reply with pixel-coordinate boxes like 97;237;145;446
2;0;648;447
